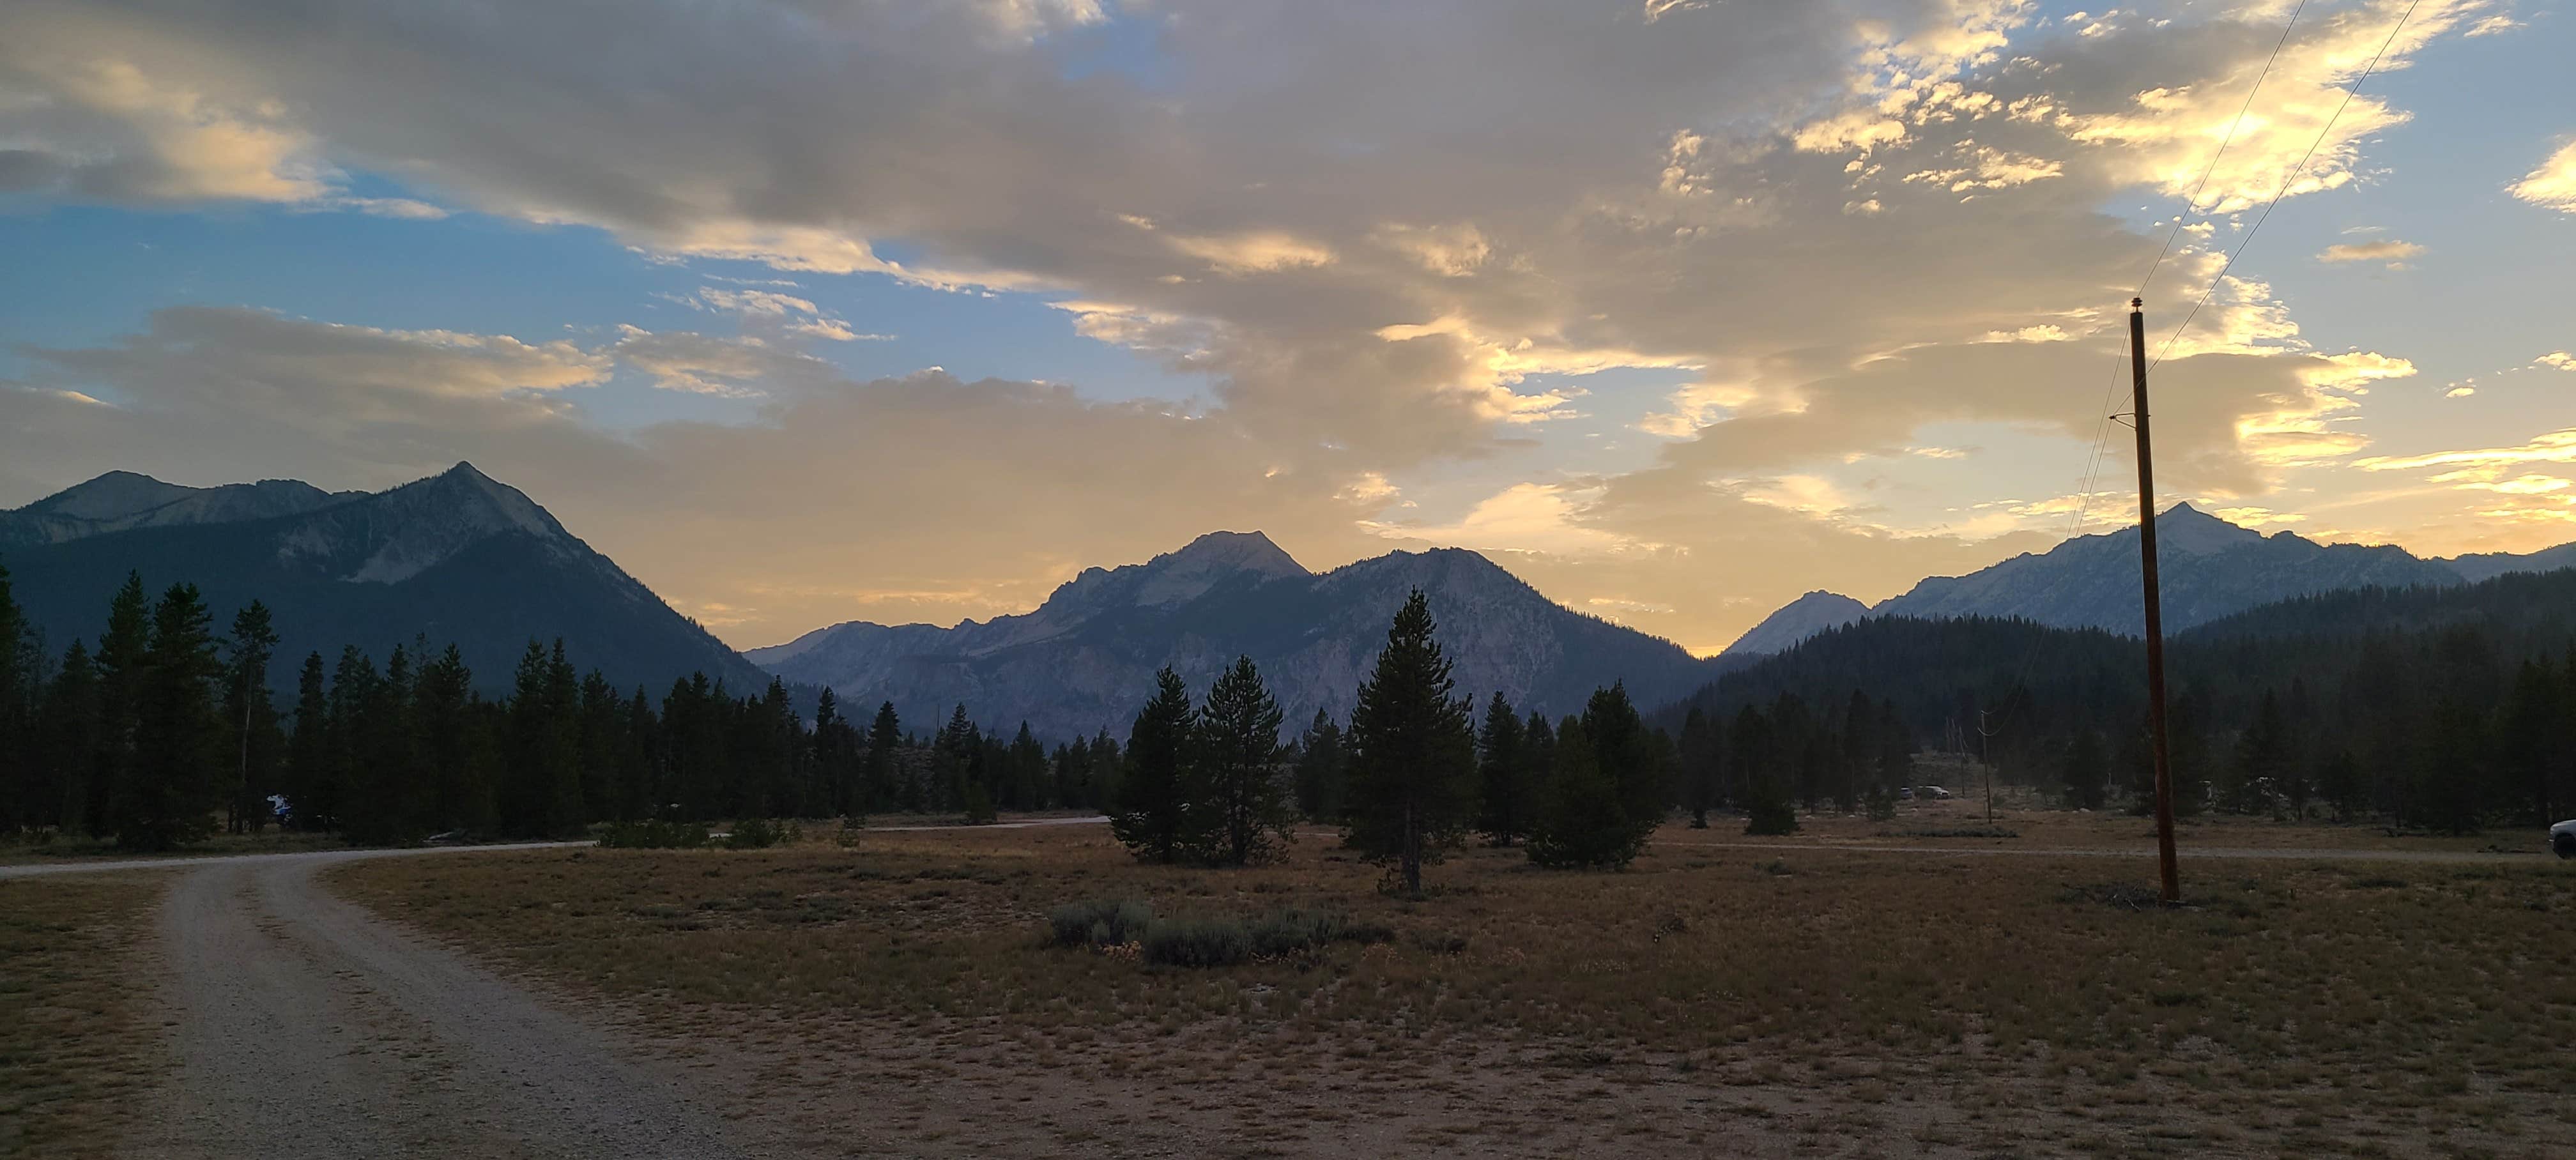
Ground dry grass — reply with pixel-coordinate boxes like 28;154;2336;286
333;814;2576;1157
0;874;167;1159
0;828;347;867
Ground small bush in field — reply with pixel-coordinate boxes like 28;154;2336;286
1142;917;1252;967
1047;898;1155;947
597;820;710;850
724;818;782;850
1045;900;1381;965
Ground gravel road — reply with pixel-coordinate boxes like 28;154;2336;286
102;848;774;1160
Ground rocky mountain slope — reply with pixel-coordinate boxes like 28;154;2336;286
3;464;765;696
751;532;1735;739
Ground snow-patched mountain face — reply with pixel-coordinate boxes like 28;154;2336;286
1;471;350;548
4;462;763;696
1721;590;1871;656
1869;503;2465;636
750;536;1731;740
272;462;573;584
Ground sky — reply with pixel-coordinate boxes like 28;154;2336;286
1;0;2571;655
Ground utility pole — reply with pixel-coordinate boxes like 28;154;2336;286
2129;298;2182;904
1976;708;1997;824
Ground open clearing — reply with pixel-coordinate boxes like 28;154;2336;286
320;808;2576;1158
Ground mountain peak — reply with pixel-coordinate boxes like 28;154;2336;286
1167;530;1307;576
24;471;195;520
1724;590;1869;656
2155;501;2260;556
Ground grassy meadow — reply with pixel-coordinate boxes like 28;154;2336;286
330;807;2576;1158
0;874;165;1160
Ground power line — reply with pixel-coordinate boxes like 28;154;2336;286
2134;0;2309;301
2152;0;2424;372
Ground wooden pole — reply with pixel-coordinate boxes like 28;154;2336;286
2129;298;2182;904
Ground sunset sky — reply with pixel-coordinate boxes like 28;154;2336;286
2;0;2572;654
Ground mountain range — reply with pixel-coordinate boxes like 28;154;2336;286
748;531;1736;739
0;464;767;696
1719;504;2576;656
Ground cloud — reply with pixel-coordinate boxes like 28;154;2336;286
2538;352;2576;371
1166;231;1338;275
2512;141;2576;213
2317;238;2425;265
0;0;2527;652
0;309;1395;646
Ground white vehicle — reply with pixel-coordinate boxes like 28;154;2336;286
2553;818;2575;860
1917;785;1954;800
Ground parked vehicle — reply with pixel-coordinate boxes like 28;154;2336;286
2552;818;2575;860
1915;785;1953;800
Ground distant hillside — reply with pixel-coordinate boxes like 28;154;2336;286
3;464;767;697
0;471;355;550
1721;590;1869;656
1663;567;2576;744
1869;503;2465;636
752;531;1741;738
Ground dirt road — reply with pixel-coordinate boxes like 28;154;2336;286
101;849;772;1160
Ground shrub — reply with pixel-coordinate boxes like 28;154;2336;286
1046;898;1155;948
725;818;783;850
1142;917;1252;968
1046;901;1383;965
596;820;710;850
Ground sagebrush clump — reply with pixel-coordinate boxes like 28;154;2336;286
1043;898;1384;966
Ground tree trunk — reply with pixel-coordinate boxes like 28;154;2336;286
1401;802;1420;895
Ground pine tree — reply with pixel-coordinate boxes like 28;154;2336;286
1113;668;1197;863
1195;655;1291;866
1677;705;1721;828
866;701;902;813
0;562;30;834
1526;685;1662;868
36;642;101;833
1735;704;1797;836
1292;710;1346;823
417;645;486;832
1343;590;1476;895
1473;692;1531;846
114;583;224;850
2060;728;2107;810
220;600;283;834
1528;715;1633;869
285;652;329;829
91;573;151;837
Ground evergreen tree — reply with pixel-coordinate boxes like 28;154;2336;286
2060;728;2107;810
1343;590;1476;895
1291;710;1346;822
1527;715;1635;869
1112;668;1197;863
866;701;902;813
0;562;29;834
91;573;151;837
1473;692;1531;846
113;584;224;850
220;600;283;833
417;645;487;832
1194;655;1291;866
1677;705;1721;828
2225;689;2291;815
36;642;101;833
1735;704;1797;836
285;652;329;829
1526;685;1662;868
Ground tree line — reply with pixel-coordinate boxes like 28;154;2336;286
0;565;1127;848
1105;590;1917;890
0;564;1917;873
1668;569;2576;831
